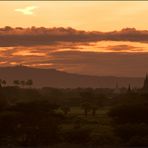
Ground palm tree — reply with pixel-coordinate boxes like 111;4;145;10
1;80;6;87
26;79;33;88
13;80;20;87
61;106;71;116
0;79;7;87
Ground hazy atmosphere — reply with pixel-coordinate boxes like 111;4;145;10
1;1;148;147
0;1;148;77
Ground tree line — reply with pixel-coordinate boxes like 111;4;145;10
0;79;33;88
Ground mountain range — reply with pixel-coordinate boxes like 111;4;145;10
0;66;144;88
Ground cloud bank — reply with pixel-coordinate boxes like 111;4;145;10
0;26;148;77
0;27;148;46
0;47;148;77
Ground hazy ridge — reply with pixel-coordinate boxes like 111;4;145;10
0;66;144;88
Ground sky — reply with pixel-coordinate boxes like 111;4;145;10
1;1;148;31
0;1;148;77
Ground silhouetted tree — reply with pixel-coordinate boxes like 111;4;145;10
91;104;98;116
1;80;6;87
4;26;12;31
13;80;20;87
26;79;33;88
0;100;62;146
0;79;7;87
61;106;71;116
81;102;91;117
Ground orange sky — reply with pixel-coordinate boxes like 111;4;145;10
0;1;148;76
0;1;148;31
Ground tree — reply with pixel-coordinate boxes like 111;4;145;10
26;79;33;88
0;100;62;146
61;106;71;116
108;95;148;145
1;80;6;87
81;102;91;117
91;104;98;116
0;79;7;87
13;80;20;87
4;26;12;31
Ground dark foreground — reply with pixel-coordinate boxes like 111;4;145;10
0;86;148;147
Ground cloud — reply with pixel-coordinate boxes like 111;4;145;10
48;51;148;77
0;45;148;77
14;50;148;77
15;6;38;16
106;45;142;52
0;26;148;77
1;27;148;47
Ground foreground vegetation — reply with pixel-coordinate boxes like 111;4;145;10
0;85;148;147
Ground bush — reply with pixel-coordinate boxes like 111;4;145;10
109;103;148;124
63;127;91;144
114;123;148;143
0;100;63;146
108;98;148;146
128;136;148;146
90;125;121;146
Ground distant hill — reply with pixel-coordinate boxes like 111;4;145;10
0;66;144;88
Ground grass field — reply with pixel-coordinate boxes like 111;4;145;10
60;106;113;132
56;106;119;147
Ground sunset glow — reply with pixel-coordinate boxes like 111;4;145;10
0;1;148;31
0;1;148;77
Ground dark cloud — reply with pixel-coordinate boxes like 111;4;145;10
0;27;148;46
18;51;148;77
1;45;148;77
51;51;148;77
106;45;142;52
0;26;147;77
